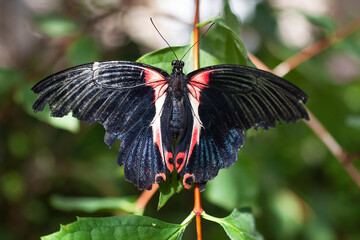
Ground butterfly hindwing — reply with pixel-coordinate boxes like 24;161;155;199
32;61;171;190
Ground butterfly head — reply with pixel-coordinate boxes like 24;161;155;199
171;60;184;74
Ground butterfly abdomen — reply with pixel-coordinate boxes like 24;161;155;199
168;73;188;141
170;97;186;140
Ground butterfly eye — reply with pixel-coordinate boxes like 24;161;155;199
172;60;177;66
180;61;184;67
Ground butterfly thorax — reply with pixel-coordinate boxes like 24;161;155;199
169;60;187;140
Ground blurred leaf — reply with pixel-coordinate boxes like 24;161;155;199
50;195;138;214
36;15;78;37
15;83;80;132
338;34;360;59
42;215;189;240
0;68;22;104
1;171;24;202
343;84;360;112
202;209;263;240
269;189;304;239
138;46;220;74
66;36;100;65
8;131;30;158
303;214;335;240
346;115;360;130
205;158;258;211
158;172;183;210
299;11;336;32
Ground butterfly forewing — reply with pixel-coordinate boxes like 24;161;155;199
32;61;171;190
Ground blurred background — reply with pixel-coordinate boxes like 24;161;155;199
1;0;360;239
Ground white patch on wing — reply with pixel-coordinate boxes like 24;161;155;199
92;62;100;81
185;93;203;167
151;93;167;163
188;93;203;132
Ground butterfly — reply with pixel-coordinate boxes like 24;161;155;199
32;59;309;190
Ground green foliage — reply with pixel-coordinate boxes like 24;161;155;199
41;215;189;240
50;195;139;214
198;17;254;67
202;209;263;240
158;172;183;210
15;83;80;132
35;15;78;37
137;46;219;74
66;36;100;66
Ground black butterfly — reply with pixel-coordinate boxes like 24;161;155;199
32;59;309;190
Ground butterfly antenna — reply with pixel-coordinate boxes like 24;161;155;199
150;18;179;60
180;22;215;61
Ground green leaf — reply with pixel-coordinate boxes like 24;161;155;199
36;15;78;37
202;209;263;240
15;83;80;132
223;0;242;33
50;195;138;214
200;17;253;67
41;214;190;240
158;171;183;210
346;115;360;130
66;36;100;66
138;46;220;74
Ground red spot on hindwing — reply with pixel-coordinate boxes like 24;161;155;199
165;151;174;172
155;173;166;183
175;152;186;172
183;173;195;189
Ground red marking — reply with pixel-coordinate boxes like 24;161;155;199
191;70;211;86
144;68;168;101
183;173;195;189
175;152;187;172
165;151;174;172
165;152;173;161
188;70;213;101
155;173;166;183
153;128;162;157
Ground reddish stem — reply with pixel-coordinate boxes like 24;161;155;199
193;0;203;239
135;184;159;211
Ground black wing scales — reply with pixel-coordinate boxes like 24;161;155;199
180;65;308;187
32;61;170;190
188;65;309;132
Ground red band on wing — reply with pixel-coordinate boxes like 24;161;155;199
144;68;168;100
190;70;211;87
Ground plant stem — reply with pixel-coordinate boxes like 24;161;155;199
193;1;203;239
194;183;203;240
272;15;360;77
135;184;159;214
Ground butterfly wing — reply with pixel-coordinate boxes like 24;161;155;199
32;61;171;190
177;64;308;188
